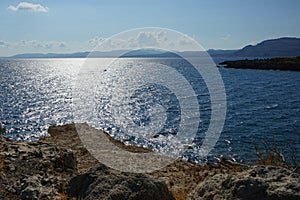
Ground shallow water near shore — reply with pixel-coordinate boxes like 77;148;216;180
0;58;299;164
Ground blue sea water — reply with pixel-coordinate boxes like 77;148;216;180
0;58;299;164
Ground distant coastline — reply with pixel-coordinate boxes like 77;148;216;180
219;57;300;71
1;37;299;59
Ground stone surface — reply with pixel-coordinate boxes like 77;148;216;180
187;165;300;200
45;123;152;173
0;124;175;200
0;136;77;199
150;158;244;200
67;164;175;200
1;124;299;200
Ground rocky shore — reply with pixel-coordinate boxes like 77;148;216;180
0;124;299;199
219;57;300;71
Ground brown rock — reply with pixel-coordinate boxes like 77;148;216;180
187;165;300;200
67;164;175;200
0;136;77;199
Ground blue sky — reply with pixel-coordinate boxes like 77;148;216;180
0;0;299;56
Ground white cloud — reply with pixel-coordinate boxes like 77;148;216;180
7;2;49;13
80;31;199;52
0;30;205;57
45;43;53;49
97;31;169;51
88;37;105;48
220;34;231;41
137;32;158;46
59;43;66;48
18;40;45;48
0;39;72;56
0;40;11;48
12;40;68;51
97;30;199;51
178;35;193;46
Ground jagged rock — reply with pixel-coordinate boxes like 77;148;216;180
0;136;77;199
1;124;299;200
0;124;175;200
187;165;300;200
67;164;175;200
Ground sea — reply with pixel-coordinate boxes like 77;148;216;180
0;58;299;165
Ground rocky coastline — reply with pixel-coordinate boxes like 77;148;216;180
219;57;300;71
0;124;299;199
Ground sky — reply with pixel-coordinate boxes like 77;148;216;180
0;0;300;56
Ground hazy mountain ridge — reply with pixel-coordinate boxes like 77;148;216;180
233;37;300;57
4;37;300;58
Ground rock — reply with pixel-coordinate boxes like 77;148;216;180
67;164;175;200
149;158;244;200
1;124;299;200
45;123;152;173
187;165;300;200
219;57;300;71
45;123;100;173
20;186;38;200
0;136;77;199
0;124;175;200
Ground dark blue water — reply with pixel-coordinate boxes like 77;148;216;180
218;68;300;163
0;58;299;164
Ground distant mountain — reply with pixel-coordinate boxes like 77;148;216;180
10;52;90;58
5;37;300;59
207;49;238;57
120;49;178;57
8;50;209;58
9;50;174;58
233;37;300;57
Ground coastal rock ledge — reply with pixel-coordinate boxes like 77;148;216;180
0;124;174;200
187;165;300;200
0;123;299;200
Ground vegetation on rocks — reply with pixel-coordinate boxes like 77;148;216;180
255;138;299;172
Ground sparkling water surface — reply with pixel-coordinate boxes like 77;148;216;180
0;58;299;163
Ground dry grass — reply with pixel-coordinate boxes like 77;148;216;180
58;193;68;200
255;138;299;172
173;190;188;200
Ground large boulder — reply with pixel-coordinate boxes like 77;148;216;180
67;164;175;200
187;165;300;200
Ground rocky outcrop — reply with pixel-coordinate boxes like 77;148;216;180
1;124;299;200
0;124;174;200
150;158;244;200
44;123;152;173
45;124;244;200
187;165;300;200
0;136;77;199
219;57;300;71
67;164;175;200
